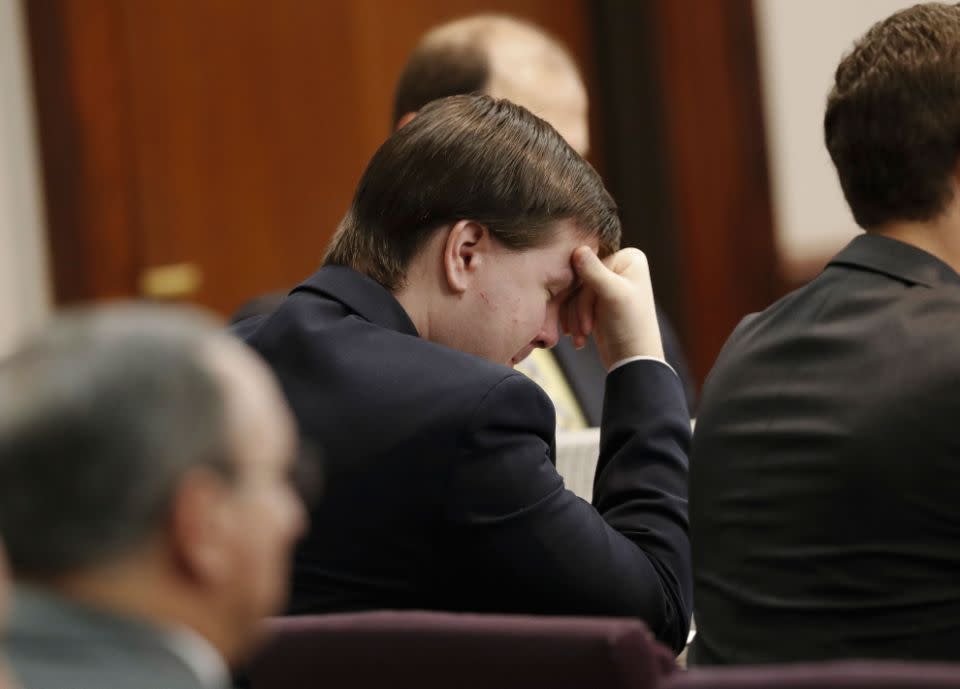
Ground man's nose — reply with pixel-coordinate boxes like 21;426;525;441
535;314;561;350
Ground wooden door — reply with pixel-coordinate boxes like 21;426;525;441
27;0;603;315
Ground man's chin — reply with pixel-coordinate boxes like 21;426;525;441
510;350;533;367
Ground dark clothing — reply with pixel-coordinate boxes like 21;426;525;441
232;297;697;422
552;308;697;421
689;234;960;664
237;265;693;652
7;588;219;689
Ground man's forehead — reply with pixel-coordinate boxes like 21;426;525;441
540;224;597;276
548;219;599;250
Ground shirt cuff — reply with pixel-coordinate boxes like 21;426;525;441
608;355;678;377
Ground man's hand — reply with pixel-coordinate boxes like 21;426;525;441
561;247;665;371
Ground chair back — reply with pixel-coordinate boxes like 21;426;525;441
249;610;677;689
665;660;960;689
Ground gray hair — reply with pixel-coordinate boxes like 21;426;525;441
0;304;233;577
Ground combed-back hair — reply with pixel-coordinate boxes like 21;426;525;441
325;94;620;291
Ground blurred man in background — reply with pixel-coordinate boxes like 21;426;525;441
690;2;960;665
0;306;305;689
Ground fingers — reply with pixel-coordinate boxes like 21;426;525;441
560;266;597;350
564;289;589;349
559;297;570;336
568;246;608;350
575;283;596;343
570;245;660;367
606;247;649;283
573;247;619;301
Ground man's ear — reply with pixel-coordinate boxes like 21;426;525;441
168;469;234;587
442;220;489;294
396;111;418;130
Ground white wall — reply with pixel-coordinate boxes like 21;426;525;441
0;0;51;357
754;0;917;274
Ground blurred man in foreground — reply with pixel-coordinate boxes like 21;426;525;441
0;545;14;689
238;95;693;653
0;305;306;689
690;2;960;665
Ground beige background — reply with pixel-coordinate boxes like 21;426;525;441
0;0;50;356
754;0;919;274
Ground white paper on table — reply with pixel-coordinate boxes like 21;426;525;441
555;428;601;503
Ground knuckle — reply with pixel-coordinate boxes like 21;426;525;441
624;247;647;264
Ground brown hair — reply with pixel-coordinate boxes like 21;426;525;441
825;2;960;229
325;94;620;290
391;14;578;126
393;40;488;125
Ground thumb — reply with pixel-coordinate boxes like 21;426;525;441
573;247;618;299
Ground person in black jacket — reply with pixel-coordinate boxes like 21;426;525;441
232;14;697;419
236;95;693;652
392;15;697;418
689;2;960;665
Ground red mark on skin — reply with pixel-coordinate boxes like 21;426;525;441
479;291;497;311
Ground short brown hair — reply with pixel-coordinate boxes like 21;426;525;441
825;2;960;229
325;95;620;290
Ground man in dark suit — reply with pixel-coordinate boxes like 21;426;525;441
392;14;696;419
233;14;696;420
689;2;960;665
0;306;306;689
238;95;693;652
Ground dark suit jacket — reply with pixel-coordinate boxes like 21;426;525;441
689;234;960;664
237;265;693;652
7;587;219;689
553;309;696;423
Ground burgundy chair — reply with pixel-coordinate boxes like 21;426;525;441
664;660;960;689
248;610;677;689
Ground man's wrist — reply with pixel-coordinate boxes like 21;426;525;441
608;355;677;377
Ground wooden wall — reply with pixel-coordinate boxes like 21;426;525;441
27;0;601;314
27;0;781;385
593;0;779;384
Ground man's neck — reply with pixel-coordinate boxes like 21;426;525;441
877;217;960;274
392;285;429;340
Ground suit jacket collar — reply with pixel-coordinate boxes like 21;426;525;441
292;265;420;337
9;586;227;689
828;233;960;288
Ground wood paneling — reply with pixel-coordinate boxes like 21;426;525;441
27;0;142;304
592;0;779;385
27;0;602;315
29;0;779;384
